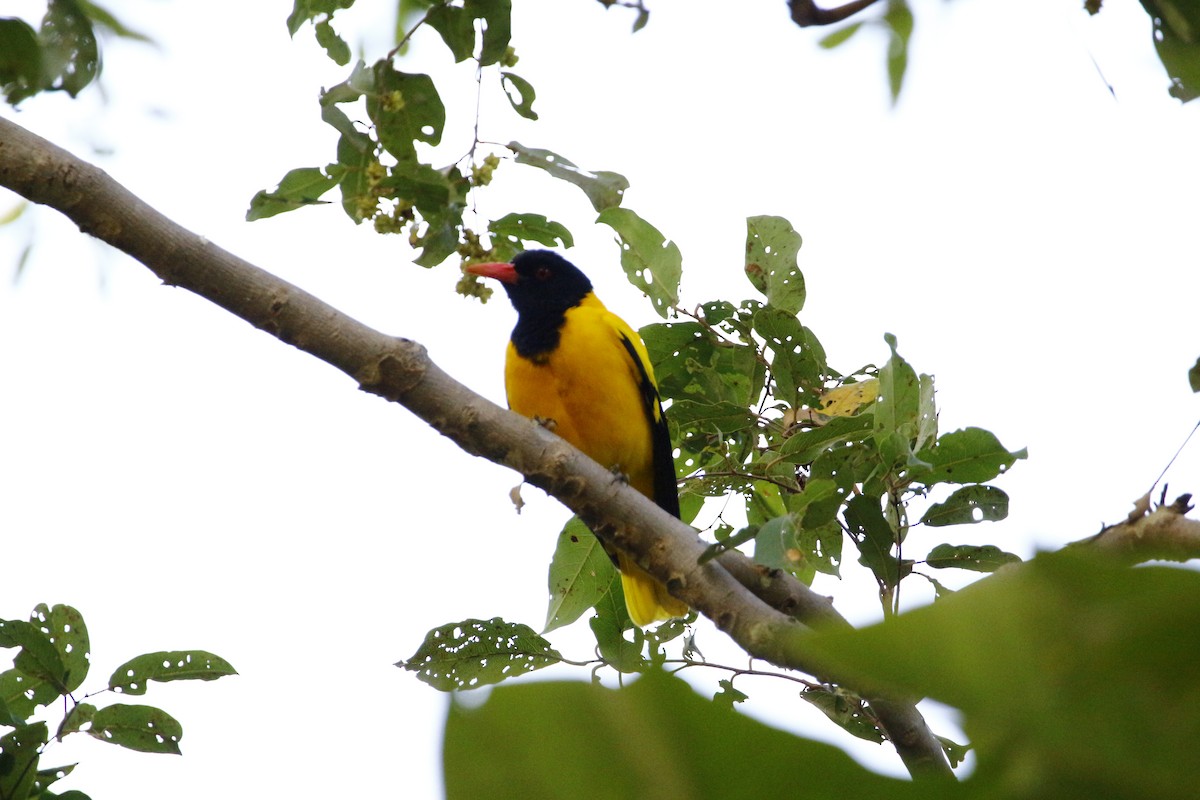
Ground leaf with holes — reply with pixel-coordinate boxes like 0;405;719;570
910;428;1027;486
286;0;355;37
714;679;748;708
30;604;89;694
367;62;445;163
40;0;100;97
920;485;1010;527
509;142;627;211
33;761;76;794
0;667;59;719
752;306;828;403
596;207;681;318
801;686;885;743
0;618;66;688
108;651;237;696
58;701;95;737
545;517;617;632
314;18;350;65
88;704;182;754
500;71;537;119
247;166;338;221
489;212;573;250
745;215;805;315
0;721;46;799
926;543;1022;573
399;618;564;691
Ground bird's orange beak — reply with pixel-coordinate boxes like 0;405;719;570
465;261;518;284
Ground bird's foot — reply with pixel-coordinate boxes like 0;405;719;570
608;465;630;485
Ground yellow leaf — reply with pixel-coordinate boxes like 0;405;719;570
819;379;879;417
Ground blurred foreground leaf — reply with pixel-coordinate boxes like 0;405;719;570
807;551;1200;799
443;669;937;800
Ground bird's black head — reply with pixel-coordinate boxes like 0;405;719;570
503;250;594;319
466;250;595;359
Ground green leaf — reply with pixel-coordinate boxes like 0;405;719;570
0;722;47;800
108;651;237;696
883;0;913;104
915;372;937;452
713;678;748;708
58;701;96;737
926;543;1021;572
30;604;89;693
0;695;23;727
808;551;1200;798
1189;355;1200;392
40;0;101;97
424;4;475;62
246;167;339;221
910;427;1027;486
938;735;972;768
752;306;828;404
314;18;351;65
73;0;154;42
286;0;355;37
753;513;840;584
398;618;563;691
1141;0;1200;102
380;160;457;213
779;414;874;465
44;791;93;800
844;494;898;587
589;611;646;673
818;21;864;49
499;71;537;120
367;63;445;162
800;686;885;743
745;215;805;315
331;127;379;224
596;207;681;318
666;399;756;434
423;0;511;65
0;18;42;104
920;485;1010;527
88;703;182;754
443;670;936;800
488;213;573;250
509;142;628;211
33;761;76;793
0;618;67;688
545;517;617;632
469;0;512;66
874;333;922;469
786;477;844;529
0;668;59;719
641;321;762;407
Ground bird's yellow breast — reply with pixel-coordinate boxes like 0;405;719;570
504;295;657;497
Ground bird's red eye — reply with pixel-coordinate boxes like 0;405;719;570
535;266;552;281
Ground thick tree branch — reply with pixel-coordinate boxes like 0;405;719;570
1073;492;1200;563
788;0;882;27
0;114;951;779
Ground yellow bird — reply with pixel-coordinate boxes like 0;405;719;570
467;250;688;627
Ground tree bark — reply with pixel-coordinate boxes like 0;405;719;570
0;114;953;779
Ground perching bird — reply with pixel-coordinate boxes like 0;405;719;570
466;250;688;627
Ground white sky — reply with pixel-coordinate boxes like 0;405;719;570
2;0;1199;797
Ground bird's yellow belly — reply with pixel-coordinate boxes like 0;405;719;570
505;328;655;496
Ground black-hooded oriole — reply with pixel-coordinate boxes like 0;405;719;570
467;250;688;626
